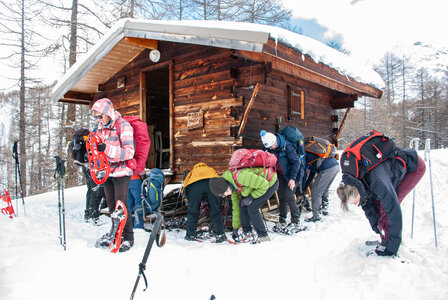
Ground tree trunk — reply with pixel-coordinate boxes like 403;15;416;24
19;0;27;197
65;0;78;187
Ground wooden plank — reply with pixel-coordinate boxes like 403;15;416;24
237;83;260;136
334;108;351;147
63;91;93;102
175;79;235;98
124;37;158;49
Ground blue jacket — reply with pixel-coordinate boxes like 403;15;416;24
303;152;339;188
266;134;303;184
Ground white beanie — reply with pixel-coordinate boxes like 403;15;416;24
260;130;277;148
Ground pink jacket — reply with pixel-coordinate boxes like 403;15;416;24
92;98;135;177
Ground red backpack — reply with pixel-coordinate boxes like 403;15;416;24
228;149;277;191
340;130;396;179
117;116;151;174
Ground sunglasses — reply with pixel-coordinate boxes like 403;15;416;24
94;114;103;120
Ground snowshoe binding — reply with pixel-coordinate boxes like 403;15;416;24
272;222;308;235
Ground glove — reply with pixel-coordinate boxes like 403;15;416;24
241;195;253;207
97;143;106;152
375;245;395;256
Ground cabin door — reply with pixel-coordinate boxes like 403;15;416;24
141;65;171;170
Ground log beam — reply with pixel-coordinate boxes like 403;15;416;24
124;37;158;49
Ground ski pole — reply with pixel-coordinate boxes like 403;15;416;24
130;212;164;300
12;141;26;216
409;138;419;239
424;139;437;247
54;156;67;250
12;142;19;216
16;159;26;216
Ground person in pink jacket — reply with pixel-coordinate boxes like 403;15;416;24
91;98;135;252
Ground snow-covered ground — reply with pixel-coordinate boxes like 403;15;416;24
1;149;447;300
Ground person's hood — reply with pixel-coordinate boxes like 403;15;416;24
341;173;369;204
91;98;121;124
275;133;286;151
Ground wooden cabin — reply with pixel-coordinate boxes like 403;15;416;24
52;19;383;183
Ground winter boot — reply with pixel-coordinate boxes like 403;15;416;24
95;233;112;248
302;196;311;212
272;221;288;234
305;216;322;223
118;240;134;253
84;209;92;222
215;234;227;243
253;235;270;243
321;199;329;216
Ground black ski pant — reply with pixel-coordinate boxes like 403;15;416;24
103;176;133;242
82;166;104;219
240;178;279;237
278;175;300;223
185;179;224;236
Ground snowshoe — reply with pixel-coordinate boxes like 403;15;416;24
108;201;128;253
95;200;128;252
241;231;257;243
86;132;110;185
95;233;112;248
305;216;322;223
272;222;308;235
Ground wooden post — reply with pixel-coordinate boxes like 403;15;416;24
334;107;351;147
237;82;260;137
147;125;155;169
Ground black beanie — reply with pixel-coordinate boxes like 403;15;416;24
209;177;230;197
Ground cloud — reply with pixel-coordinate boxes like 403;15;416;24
282;0;447;64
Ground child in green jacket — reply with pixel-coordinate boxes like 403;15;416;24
209;167;278;243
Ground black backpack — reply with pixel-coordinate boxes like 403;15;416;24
71;128;90;163
340;130;396;179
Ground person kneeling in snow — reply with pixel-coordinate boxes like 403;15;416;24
337;148;425;256
209;167;278;243
182;163;227;243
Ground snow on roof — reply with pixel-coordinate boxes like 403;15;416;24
149;19;385;90
52;19;384;102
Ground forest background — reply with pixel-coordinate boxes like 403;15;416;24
0;0;447;197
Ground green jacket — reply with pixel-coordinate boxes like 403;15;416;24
222;167;278;230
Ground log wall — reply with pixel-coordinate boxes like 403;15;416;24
93;41;338;182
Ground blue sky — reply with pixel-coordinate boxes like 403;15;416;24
282;0;447;65
290;18;328;42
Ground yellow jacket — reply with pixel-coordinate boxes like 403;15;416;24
182;163;219;200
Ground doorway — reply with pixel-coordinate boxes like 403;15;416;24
143;66;171;170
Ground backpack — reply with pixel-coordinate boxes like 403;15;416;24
278;126;305;157
141;168;165;213
305;136;337;159
71;128;90;163
228;149;277;191
117;116;151;174
340;130;396;179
